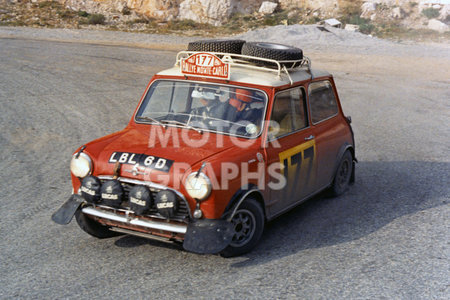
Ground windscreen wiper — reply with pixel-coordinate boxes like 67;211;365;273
161;119;203;134
136;116;166;127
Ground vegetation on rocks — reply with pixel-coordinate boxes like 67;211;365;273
87;13;105;25
422;8;440;19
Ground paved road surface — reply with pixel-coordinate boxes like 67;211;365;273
0;36;449;299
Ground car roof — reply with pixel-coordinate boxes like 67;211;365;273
157;65;330;87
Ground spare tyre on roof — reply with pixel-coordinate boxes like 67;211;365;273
241;42;303;68
187;39;246;54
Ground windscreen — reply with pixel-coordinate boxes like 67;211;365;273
135;80;267;138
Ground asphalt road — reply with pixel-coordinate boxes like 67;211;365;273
0;36;449;299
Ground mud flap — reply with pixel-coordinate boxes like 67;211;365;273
51;194;84;225
183;219;234;254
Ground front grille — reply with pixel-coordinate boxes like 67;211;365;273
100;179;190;221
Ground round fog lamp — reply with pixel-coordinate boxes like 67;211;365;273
185;172;211;201
70;152;92;178
129;185;152;215
80;175;101;203
155;190;178;218
100;180;124;208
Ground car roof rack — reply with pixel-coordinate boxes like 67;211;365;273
175;51;311;85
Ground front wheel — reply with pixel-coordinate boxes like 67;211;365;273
75;209;121;239
220;198;264;257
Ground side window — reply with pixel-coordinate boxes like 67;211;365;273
270;88;308;138
308;81;338;124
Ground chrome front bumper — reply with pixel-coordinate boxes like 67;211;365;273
82;206;188;234
82;205;233;254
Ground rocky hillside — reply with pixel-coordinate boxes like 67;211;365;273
1;0;449;40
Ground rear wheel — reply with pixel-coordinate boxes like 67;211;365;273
75;209;120;239
220;198;264;257
330;151;353;196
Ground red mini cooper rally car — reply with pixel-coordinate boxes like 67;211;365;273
53;40;356;257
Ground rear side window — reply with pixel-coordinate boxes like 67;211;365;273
308;81;338;124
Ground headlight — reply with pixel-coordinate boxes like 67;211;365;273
185;172;211;201
70;152;92;178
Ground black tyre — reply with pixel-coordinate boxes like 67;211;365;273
330;150;353;196
241;42;303;67
220;198;264;257
75;209;120;239
187;39;245;54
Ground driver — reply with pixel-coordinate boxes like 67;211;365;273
225;88;260;124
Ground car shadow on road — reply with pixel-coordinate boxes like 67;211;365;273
114;234;184;251
230;160;449;267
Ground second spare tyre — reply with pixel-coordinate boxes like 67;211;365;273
241;42;303;67
187;39;246;54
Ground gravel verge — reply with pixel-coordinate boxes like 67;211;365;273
1;25;449;58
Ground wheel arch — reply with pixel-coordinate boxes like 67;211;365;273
221;184;266;221
332;143;356;185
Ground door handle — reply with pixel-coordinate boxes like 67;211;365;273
304;135;315;141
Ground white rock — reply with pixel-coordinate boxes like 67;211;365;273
115;2;125;12
234;1;265;14
439;4;450;20
324;18;342;28
428;19;449;32
153;10;167;19
417;1;450;12
258;1;278;15
125;0;179;20
418;2;431;13
345;24;359;32
420;0;450;3
179;0;234;26
391;7;403;18
361;2;377;18
288;11;298;19
278;0;339;15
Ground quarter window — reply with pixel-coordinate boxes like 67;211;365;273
270;88;308;138
308;81;338;124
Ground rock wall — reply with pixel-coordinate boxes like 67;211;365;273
165;0;266;25
126;0;180;20
178;0;233;26
279;0;340;11
57;0;355;23
58;0;266;24
56;0;449;31
60;0;181;20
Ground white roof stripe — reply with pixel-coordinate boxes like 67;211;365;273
157;66;330;87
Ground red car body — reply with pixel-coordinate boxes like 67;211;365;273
54;46;356;256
